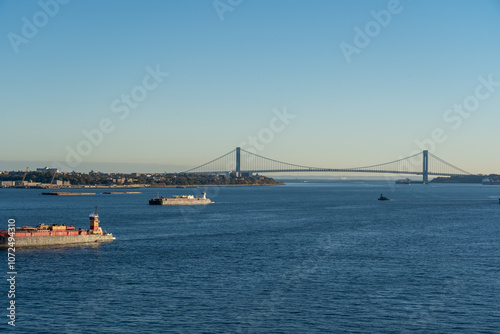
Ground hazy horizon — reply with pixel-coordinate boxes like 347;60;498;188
0;159;487;183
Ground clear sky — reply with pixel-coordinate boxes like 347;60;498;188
1;0;499;173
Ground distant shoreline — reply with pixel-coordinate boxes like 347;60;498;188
1;183;284;190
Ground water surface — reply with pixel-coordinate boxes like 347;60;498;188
1;182;499;333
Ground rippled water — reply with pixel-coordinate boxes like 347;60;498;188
1;182;499;333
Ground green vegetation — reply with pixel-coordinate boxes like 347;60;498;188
0;171;277;187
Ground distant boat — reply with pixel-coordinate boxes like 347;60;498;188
482;178;500;185
378;194;389;201
395;178;423;184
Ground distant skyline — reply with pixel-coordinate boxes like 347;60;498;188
1;0;500;174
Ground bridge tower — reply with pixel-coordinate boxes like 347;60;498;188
422;150;429;184
236;147;241;175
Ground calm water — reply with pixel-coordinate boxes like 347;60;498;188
1;182;499;333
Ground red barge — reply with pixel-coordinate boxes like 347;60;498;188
0;209;115;248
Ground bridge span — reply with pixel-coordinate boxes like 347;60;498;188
184;148;471;183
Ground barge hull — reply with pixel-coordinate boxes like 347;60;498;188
0;234;115;248
161;200;213;205
150;199;213;205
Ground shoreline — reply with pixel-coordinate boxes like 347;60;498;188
1;183;284;190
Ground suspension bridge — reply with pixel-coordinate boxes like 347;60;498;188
184;148;471;183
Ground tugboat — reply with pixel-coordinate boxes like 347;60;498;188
378;194;389;201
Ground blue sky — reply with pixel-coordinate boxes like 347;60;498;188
1;0;499;173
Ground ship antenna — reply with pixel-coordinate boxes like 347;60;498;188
95;205;98;214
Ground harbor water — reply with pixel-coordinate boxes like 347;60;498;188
1;181;499;333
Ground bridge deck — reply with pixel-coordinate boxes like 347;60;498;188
184;148;472;179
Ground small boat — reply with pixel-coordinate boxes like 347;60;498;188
378;194;389;201
482;178;500;185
